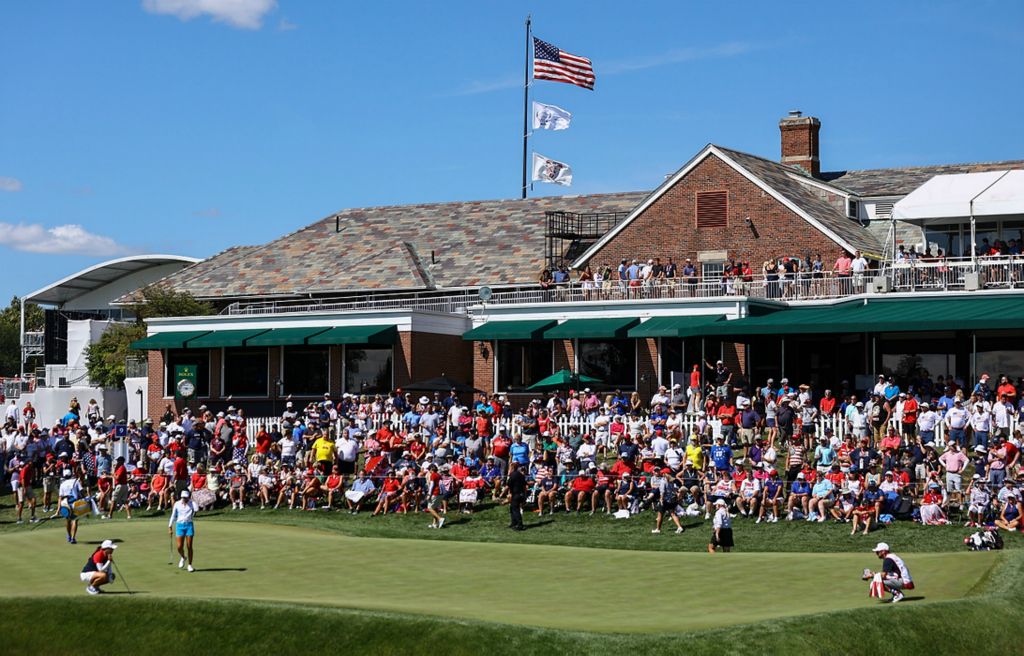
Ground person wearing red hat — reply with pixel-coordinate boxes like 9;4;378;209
651;468;684;534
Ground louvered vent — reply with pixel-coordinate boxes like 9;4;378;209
874;201;894;220
696;191;728;228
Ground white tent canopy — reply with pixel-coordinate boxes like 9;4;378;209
893;170;1024;223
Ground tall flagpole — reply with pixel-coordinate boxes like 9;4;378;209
521;15;531;199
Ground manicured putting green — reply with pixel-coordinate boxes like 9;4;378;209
0;521;997;633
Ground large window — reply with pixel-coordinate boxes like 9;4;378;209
223;348;269;397
345;346;392;394
975;332;1024;380
497;340;553;392
164;349;210;398
659;337;684;388
579;339;636;389
282;346;329;397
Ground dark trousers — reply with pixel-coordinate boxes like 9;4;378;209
509;494;525;528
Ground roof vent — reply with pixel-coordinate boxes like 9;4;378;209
788;110;803;118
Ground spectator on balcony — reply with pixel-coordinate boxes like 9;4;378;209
578;265;594;299
538;268;553;292
682;258;698;295
664;257;677;283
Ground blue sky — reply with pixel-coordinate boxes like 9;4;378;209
1;1;1022;304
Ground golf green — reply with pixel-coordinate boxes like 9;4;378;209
0;520;998;633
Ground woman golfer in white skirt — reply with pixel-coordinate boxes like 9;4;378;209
169;489;199;572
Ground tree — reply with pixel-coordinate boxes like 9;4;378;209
0;296;44;376
84;323;147;390
130;286;214;322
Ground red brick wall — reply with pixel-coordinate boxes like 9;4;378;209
553;339;574;371
583;153;844;271
472;340;494;393
780;116;820;177
408;332;472;384
638;338;658;399
394;333;414;388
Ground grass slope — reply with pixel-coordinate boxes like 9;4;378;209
1;550;1022;656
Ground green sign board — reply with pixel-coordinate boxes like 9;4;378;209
174;364;198;399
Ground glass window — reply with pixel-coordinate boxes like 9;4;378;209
498;341;553;392
282;346;329;397
223;348;269;397
975;333;1024;380
659;337;684;387
345;346;392;394
702;263;724;280
164;349;210;398
578;339;636;389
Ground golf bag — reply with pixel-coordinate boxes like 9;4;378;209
964;529;1003;551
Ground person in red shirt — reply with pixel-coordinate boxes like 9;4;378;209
372;471;402;516
819;390;837;417
190;465;208;491
900;394;919;438
997;376;1017;402
490;431;511;475
593;464;614;514
172;454;189;499
475;412;492;439
111;457;133;520
148;472;168;511
80;540;117;594
610;458;633;479
451;457;470;482
255;430;272;460
565;469;596;513
407;436;426;463
688;364;702;413
825;463;845;488
717;399;737;444
299;472;322;511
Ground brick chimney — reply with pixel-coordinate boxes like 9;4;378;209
779;110;820;177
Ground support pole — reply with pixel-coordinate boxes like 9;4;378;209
970;214;977;268
521;15;532;200
19;297;25;379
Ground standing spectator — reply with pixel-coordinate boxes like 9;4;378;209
938;441;968;492
708;499;733;553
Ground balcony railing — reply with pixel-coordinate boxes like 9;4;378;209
220;256;1024;317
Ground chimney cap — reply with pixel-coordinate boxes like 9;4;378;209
787;110;803;118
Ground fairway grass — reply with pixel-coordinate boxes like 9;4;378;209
0;519;999;633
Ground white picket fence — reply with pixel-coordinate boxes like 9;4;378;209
241;410;1015;448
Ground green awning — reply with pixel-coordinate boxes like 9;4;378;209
130;330;211;350
544;317;640;339
186;329;271;348
307;324;397;345
705;296;1024;336
244;327;331;346
463;320;557;341
628;315;726;338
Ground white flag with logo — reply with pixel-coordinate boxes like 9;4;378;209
532;101;572;130
532;153;573;187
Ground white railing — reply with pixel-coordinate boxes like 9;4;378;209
888;255;1024;292
241;410;1020;451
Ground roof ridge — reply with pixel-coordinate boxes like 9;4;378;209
330;190;649;215
823;158;1024;176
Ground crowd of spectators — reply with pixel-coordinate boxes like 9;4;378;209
3;370;1023;536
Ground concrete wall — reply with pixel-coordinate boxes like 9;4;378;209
19;386;127;428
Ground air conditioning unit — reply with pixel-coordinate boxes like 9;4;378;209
964;273;980;291
871;276;892;293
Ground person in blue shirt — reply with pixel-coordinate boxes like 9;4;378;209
759;470;784;523
618;437;640;465
813;437;837;473
480;456;502;494
402;408;421;431
760;378;777;403
611;391;628;416
787;473;812;518
710;435;733;472
883;378;900;402
810;477;835;521
936;387;956;416
509;435;530;467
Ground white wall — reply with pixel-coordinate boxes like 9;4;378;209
18;386;128;428
124;376;148;423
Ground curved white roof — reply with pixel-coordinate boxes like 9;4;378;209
893;170;1024;223
23;254;200;306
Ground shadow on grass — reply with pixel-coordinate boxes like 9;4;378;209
524;520;554;530
102;590;148;596
84;538;125;545
193;568;247;573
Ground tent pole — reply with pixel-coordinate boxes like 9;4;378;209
970;213;977;268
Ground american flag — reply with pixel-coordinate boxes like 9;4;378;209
533;37;595;90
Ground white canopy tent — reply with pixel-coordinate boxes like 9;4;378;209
892;170;1024;262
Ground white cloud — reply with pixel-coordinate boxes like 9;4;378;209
142;0;277;30
602;42;755;75
0;177;23;192
0;222;136;256
192;207;222;218
277;17;298;31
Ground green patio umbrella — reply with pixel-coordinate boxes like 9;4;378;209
527;369;604;391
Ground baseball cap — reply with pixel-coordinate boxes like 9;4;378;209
180;490;191;499
714;499;727;506
796;472;805;479
872;542;890;552
100;539;118;550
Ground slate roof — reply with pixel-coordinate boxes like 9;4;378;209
715;146;883;255
822;160;1024;197
138;193;649;300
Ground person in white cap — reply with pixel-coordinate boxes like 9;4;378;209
80;539;117;595
58;468;84;544
707;498;733;553
168;489;199;572
867;542;913;603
